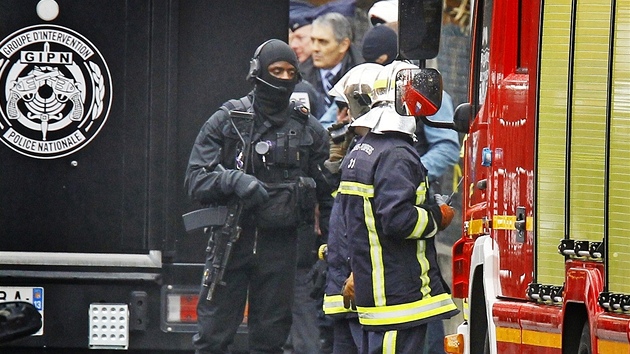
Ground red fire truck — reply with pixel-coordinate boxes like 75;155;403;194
420;0;630;353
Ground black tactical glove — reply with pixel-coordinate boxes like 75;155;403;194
220;170;269;207
309;259;328;299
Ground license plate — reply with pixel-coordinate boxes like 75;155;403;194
0;287;44;335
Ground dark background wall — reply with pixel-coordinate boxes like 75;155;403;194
0;0;289;260
174;0;289;261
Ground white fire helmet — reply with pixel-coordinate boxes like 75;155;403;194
368;0;399;24
350;61;418;135
371;60;418;105
328;63;383;120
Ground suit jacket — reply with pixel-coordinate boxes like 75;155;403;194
299;45;364;110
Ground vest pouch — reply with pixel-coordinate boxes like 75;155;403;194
268;130;300;167
255;182;299;229
297;176;317;224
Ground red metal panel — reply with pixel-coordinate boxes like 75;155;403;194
521;345;561;354
494;300;563;353
563;261;604;306
486;0;539;300
452;237;475;298
595;313;630;348
494;72;535;300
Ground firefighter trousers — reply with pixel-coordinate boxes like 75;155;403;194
361;324;428;354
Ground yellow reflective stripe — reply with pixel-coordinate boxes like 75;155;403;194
415;240;431;297
331;189;338;198
357;293;457;326
323;294;354;315
495;326;521;344
338;181;374;197
493;215;534;231
407;206;435;239
462;298;469;321
383;330;397;354
522;329;561;349
526;217;533;233
374;78;389;90
415;182;427;205
364;195;386;307
452;163;463;193
410;179;433;239
598;339;630;353
468;218;484;235
493;215;516;230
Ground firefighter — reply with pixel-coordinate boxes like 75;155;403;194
336;61;459;353
184;39;333;354
319;62;383;353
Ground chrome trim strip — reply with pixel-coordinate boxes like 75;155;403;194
0;250;162;268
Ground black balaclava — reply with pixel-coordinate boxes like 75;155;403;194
251;39;300;124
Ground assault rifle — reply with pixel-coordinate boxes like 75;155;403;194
182;165;243;301
182;108;254;301
202;164;244;301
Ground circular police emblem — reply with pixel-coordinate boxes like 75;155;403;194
0;24;112;159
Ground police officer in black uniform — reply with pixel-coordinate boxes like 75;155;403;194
185;39;333;354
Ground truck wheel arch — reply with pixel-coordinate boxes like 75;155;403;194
467;235;500;354
564;302;589;354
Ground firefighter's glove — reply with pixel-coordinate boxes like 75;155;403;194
221;170;268;207
328;140;348;163
324;139;346;174
325;133;354;174
318;244;328;261
434;194;454;230
341;272;356;310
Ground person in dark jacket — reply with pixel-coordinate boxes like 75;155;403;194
185;39;333;354
361;24;398;65
321;63;383;354
336;62;459;353
361;25;462;353
299;12;364;123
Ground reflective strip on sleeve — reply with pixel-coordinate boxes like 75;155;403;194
323;294;354;315
406;206;436;239
415;181;427;205
357;293;458;326
338;181;375;197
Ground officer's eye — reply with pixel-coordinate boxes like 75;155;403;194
269;67;295;79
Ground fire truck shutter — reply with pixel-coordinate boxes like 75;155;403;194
605;2;630;295
535;0;630;290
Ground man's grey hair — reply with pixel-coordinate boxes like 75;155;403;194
312;12;354;43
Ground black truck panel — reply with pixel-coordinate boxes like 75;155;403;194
0;0;287;350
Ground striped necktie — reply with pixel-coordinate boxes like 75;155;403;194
324;71;335;106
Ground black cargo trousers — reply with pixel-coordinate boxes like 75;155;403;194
193;224;298;354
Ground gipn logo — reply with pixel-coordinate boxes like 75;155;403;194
0;24;112;159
